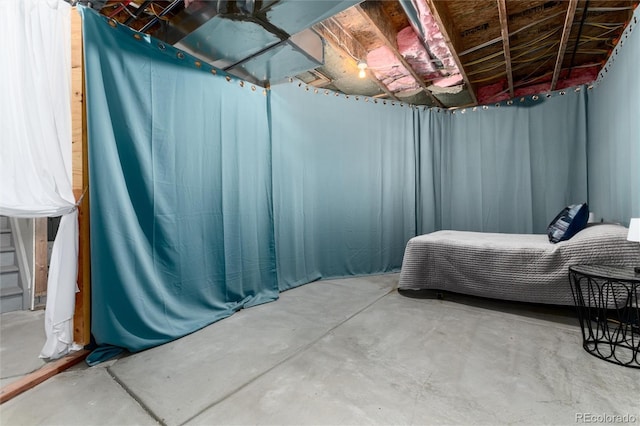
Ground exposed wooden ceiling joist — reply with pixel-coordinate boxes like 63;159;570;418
95;0;639;109
354;2;443;107
496;0;514;98
551;0;579;90
313;18;400;101
459;10;568;57
423;0;478;105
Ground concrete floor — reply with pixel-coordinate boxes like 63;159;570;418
1;273;639;425
0;309;46;389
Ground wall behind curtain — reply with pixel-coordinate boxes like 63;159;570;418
82;9;278;352
418;92;588;235
587;9;640;225
271;83;416;290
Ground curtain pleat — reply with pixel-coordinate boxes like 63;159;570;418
587;9;640;225
433;95;588;234
82;8;278;352
270;84;416;290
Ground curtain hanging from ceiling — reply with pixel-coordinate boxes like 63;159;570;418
270;83;417;290
81;7;278;353
79;3;595;359
414;109;447;236
419;92;588;235
586;7;640;225
0;0;79;360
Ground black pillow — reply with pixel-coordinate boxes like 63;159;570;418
547;203;589;243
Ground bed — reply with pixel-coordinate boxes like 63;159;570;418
398;223;640;305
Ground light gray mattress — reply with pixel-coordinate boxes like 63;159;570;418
398;224;640;305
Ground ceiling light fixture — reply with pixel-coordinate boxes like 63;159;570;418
357;60;367;79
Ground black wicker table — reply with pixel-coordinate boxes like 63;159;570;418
568;265;640;368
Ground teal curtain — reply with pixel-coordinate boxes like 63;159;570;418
415;108;447;235
586;8;640;225
82;8;278;352
442;107;532;233
271;85;416;290
418;93;588;235
528;92;589;231
80;6;635;356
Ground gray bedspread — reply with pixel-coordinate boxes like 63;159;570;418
398;223;640;305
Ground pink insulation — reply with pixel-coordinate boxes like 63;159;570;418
366;0;463;94
555;66;600;90
514;83;553;98
432;74;463;88
413;0;460;75
477;80;510;104
367;46;421;93
396;27;439;78
477;65;600;104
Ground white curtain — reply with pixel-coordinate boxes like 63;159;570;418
0;0;79;359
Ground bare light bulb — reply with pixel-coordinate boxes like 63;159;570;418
357;60;367;79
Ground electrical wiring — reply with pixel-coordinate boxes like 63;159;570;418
509;27;562;53
466;60;508;76
463;27;561;78
511;43;559;64
107;0;131;18
467;40;557;79
149;3;171;21
463;50;504;67
510;56;555;87
469;69;506;84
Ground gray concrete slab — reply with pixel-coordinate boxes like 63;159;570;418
188;292;640;425
0;310;46;387
0;363;158;425
2;273;639;426
108;274;396;426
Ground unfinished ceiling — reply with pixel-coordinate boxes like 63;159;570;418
87;0;638;108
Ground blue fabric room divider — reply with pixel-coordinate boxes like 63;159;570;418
414;109;447;236
417;93;588;235
82;8;278;353
440;91;587;233
586;9;640;225
270;83;417;290
80;5;623;357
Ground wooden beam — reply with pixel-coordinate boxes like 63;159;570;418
551;0;578;90
354;2;443;107
459;10;567;57
71;7;91;347
423;0;478;105
0;350;89;404
313;18;400;101
33;218;48;299
496;0;514;98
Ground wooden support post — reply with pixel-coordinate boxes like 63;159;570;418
71;7;91;347
33;218;48;300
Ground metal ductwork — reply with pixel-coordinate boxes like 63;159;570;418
154;0;363;86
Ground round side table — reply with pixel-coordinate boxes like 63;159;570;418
568;265;639;368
